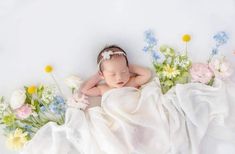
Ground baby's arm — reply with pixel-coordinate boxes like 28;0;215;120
128;64;152;86
80;73;102;96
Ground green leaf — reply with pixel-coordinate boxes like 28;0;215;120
207;76;215;86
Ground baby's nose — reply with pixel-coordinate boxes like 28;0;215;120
116;74;122;81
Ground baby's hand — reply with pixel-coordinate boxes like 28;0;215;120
80;72;103;96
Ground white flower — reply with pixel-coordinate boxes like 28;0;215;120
174;57;180;66
10;89;26;110
179;60;190;68
101;50;113;60
41;86;56;104
65;75;83;90
209;57;233;79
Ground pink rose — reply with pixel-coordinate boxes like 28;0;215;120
190;63;214;84
209;58;233;79
15;104;32;119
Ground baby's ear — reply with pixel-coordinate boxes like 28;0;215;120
98;71;104;79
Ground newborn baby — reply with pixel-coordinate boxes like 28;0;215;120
81;45;152;96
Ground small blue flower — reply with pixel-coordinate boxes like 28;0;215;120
210;31;229;57
54;96;65;104
152;51;165;63
24;125;34;137
49;96;66;114
40;106;46;112
143;46;149;52
144;30;157;46
212;48;218;55
152;51;161;60
213;31;229;46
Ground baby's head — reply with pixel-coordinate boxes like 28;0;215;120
97;45;130;88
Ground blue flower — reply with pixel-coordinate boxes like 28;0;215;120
49;96;66;114
212;48;218;55
144;30;157;46
49;103;66;114
152;51;161;60
143;46;149;52
24;125;34;137
213;31;229;46
152;51;165;63
54;96;65;104
40;106;46;112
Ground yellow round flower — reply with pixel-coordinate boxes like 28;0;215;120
7;128;28;150
27;85;36;94
182;34;191;42
44;65;53;73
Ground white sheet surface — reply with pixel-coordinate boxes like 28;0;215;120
21;78;235;154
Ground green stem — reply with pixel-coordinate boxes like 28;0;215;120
50;73;64;97
185;42;188;56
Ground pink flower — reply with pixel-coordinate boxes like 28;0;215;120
209;58;233;79
15;104;32;119
190;63;214;84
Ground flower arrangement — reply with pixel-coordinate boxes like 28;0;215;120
0;65;90;151
0;66;66;150
143;30;192;93
143;30;233;94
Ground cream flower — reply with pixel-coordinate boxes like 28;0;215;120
65;75;83;90
7;128;28;150
10;90;26;110
162;64;180;79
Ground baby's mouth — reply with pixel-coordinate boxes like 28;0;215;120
117;81;124;85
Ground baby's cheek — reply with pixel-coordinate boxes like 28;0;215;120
125;73;131;81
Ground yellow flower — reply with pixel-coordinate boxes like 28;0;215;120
27;85;36;94
182;34;191;42
7;128;28;150
162;64;180;79
44;65;53;73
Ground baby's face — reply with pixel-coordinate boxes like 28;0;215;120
101;56;130;88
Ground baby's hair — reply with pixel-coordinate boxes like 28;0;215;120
97;45;129;72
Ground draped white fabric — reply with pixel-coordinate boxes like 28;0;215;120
21;78;235;154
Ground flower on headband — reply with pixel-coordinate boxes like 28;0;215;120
101;50;113;60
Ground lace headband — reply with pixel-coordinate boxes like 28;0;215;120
98;50;127;71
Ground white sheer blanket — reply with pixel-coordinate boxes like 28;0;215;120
21;78;235;154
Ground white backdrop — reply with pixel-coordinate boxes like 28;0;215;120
0;0;235;153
